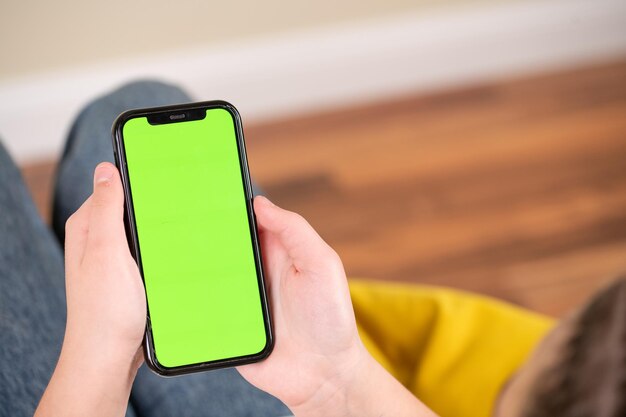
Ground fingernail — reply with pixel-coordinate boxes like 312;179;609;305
95;164;114;185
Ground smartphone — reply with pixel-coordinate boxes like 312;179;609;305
111;101;273;376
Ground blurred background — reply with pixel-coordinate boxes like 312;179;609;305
1;0;625;317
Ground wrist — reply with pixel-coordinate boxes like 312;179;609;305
288;344;377;417
289;346;436;417
57;332;141;397
61;326;143;373
35;336;141;417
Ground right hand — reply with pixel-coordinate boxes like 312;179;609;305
237;196;367;413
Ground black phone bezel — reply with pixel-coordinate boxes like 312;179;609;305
111;100;274;377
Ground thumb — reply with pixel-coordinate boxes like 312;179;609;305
254;196;338;273
87;162;126;249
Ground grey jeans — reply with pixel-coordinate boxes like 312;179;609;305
0;81;289;417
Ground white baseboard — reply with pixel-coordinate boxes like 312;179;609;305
1;0;625;163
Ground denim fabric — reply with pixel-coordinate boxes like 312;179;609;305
1;81;288;417
52;80;191;244
0;141;68;417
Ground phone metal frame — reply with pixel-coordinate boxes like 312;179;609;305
111;101;274;377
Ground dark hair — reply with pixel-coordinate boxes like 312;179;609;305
523;277;626;417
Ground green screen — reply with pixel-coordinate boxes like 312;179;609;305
122;108;267;368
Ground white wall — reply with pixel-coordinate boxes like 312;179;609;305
0;0;487;79
0;0;625;163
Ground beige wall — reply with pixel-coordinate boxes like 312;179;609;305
0;0;491;80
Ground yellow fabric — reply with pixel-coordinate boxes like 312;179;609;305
349;279;554;417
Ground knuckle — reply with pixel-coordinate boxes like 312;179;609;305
289;212;308;228
65;213;77;233
319;244;344;274
93;186;122;209
328;248;343;268
294;213;307;223
90;192;109;208
92;197;118;215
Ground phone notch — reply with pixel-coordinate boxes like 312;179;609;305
147;108;207;125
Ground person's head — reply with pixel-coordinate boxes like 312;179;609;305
495;276;626;417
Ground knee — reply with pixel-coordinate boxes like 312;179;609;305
108;79;191;106
0;139;17;172
68;79;192;137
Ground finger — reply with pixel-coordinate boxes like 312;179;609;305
256;226;289;292
64;195;92;268
254;196;338;274
86;162;126;251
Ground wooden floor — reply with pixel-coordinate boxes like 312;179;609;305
21;59;626;317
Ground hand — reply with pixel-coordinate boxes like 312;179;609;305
238;197;436;416
36;162;146;417
62;162;146;368
238;196;365;411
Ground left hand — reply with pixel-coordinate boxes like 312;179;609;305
35;162;146;417
62;162;146;368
